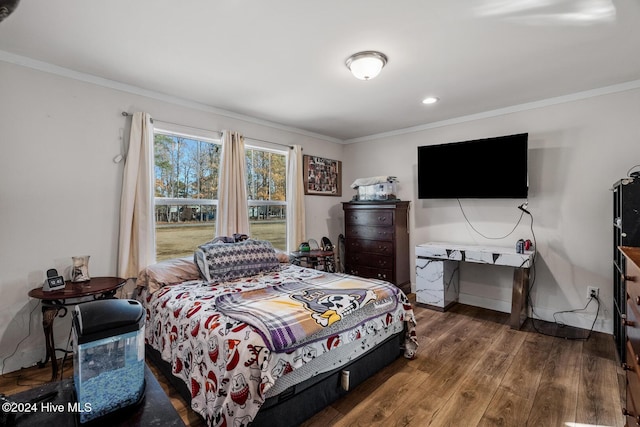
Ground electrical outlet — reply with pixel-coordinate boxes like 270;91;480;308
587;286;599;300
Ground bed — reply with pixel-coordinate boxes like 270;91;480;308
135;239;418;427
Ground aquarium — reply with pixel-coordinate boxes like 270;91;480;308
73;299;145;424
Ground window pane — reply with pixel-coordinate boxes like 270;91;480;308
156;219;217;261
154;134;220;199
154;132;220;260
246;148;287;250
249;205;286;251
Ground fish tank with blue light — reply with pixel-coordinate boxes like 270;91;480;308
73;299;145;424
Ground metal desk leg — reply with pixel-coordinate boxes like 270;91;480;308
511;268;530;330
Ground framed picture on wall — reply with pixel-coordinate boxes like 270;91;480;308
303;155;342;196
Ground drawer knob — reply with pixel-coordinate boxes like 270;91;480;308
623;319;636;327
622;363;635;371
377;216;387;221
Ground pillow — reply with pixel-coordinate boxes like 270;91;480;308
137;257;201;294
194;239;280;282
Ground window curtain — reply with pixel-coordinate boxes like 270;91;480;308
117;112;156;280
286;144;305;251
216;130;250;237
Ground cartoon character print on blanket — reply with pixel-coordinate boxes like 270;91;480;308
214;277;399;352
292;288;376;327
139;264;418;427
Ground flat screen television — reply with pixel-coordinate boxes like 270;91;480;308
417;133;528;199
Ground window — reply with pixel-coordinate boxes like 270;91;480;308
153;130;288;260
245;145;287;251
154;130;221;260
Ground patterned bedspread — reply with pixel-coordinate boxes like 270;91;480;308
138;264;417;427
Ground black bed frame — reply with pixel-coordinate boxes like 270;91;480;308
146;331;403;426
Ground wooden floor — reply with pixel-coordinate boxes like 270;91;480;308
1;303;624;427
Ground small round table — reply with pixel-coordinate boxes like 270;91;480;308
290;250;336;272
28;276;126;381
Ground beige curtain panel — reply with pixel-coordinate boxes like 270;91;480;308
118;112;156;279
286;144;305;251
216;130;250;237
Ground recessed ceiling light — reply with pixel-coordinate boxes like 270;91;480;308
422;96;439;105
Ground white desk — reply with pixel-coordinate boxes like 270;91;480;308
415;242;533;329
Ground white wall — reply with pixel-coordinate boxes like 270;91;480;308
0;61;343;374
343;88;640;333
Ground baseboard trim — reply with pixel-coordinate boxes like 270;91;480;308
457;293;612;334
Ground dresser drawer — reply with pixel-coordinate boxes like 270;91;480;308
627;339;640;425
628;300;640;362
345;210;394;227
627;259;640;305
347;253;394;270
346;239;394;254
627;367;640;426
346;265;393;282
346;226;394;241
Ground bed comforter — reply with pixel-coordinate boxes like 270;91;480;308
138;264;417;427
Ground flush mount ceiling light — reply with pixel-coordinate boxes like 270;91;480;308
422;96;440;105
345;51;388;81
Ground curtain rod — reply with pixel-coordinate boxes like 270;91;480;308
121;112;294;149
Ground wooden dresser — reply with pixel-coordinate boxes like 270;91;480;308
621;246;640;425
342;201;410;294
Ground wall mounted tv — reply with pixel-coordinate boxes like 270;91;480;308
417;133;528;199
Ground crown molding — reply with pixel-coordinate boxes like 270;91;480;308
344;79;640;144
0;50;343;145
3;49;639;146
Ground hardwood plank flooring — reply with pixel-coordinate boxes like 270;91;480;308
0;303;624;427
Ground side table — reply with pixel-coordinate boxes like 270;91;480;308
27;277;126;381
290;250;336;272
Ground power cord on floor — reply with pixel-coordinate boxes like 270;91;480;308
529;294;601;340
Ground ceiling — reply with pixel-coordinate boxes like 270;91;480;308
1;0;639;142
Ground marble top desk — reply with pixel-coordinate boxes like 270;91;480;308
415;242;534;329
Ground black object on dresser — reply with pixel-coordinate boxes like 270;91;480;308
613;177;640;363
342;201;410;294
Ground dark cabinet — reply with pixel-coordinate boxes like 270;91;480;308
620;247;640;425
613;177;640;363
343;201;410;294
